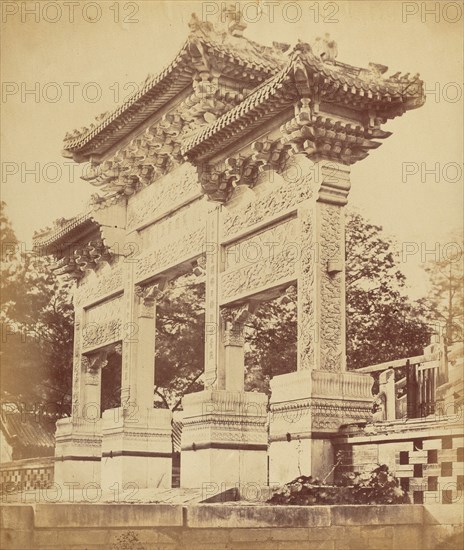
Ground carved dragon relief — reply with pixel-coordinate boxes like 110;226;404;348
220;217;299;301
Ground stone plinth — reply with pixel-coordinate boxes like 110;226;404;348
100;407;172;491
54;416;102;488
181;390;268;488
269;370;373;484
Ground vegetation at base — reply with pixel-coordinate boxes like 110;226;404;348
267;464;409;505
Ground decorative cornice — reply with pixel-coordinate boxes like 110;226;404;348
50;239;113;280
220;302;257;328
33;199;127;275
135;279;168;308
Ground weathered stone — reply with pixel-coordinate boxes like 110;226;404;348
32;9;425;492
0;529;33;550
186;505;331;528
34;504;183;528
331;505;423;526
0;505;33;530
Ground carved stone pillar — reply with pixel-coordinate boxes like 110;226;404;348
204;203;221;388
54;350;107;488
100;279;172;491
269;155;373;484
132;282;165;409
181;209;269;489
219;304;256;391
82;351;108;419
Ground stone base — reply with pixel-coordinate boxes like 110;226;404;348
269;370;373;485
269;437;335;485
100;407;172;491
180;389;268;488
53;417;102;488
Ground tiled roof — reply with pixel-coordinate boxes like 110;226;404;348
182;46;425;160
182;65;294;158
62;41;193;155
33;212;94;251
1;411;55;452
62;34;284;157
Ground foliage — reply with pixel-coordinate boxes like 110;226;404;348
243;211;432;393
244;298;297;394
0;201;436;413
0;202;74;417
111;531;146;550
267;464;409;505
423;231;463;349
124;210;434;403
154;274;205;408
345;211;431;371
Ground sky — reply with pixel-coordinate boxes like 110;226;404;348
1;1;463;299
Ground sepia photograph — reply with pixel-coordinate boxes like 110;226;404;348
1;1;463;548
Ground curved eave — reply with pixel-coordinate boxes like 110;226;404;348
63;41;193;159
33;213;98;254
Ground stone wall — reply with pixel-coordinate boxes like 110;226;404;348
1;503;462;550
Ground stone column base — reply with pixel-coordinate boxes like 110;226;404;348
181;390;268;489
269;370;373;484
100;407;172;491
54;417;102;488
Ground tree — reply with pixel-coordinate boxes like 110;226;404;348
244;297;297;394
0;202;74;418
1;203;433;413
149;211;433;402
425;233;463;344
423;231;464;370
154;274;205;409
345;211;432;371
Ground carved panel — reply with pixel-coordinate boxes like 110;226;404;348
72;310;83;405
319;202;343;372
220;217;298;302
82;295;123;350
135;200;206;282
127;164;200;231
269;398;372;434
311;371;373;400
221;157;314;240
75;256;123;307
298;203;316;371
204;206;220;388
